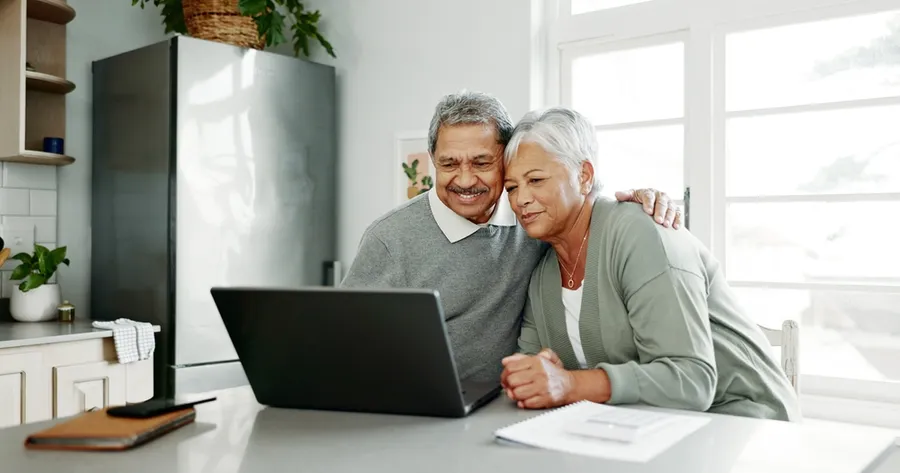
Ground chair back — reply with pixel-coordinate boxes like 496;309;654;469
758;320;800;395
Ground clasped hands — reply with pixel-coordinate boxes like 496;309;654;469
500;349;612;409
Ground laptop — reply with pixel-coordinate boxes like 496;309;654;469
210;286;502;418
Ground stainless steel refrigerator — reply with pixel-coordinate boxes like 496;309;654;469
90;36;339;398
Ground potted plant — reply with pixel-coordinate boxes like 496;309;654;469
8;245;70;322
401;160;434;199
419;176;433;195
131;0;336;58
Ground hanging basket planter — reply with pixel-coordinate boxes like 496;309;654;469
131;0;336;58
181;0;264;50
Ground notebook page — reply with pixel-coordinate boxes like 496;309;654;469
494;401;710;462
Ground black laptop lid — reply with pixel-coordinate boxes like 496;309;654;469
210;287;469;417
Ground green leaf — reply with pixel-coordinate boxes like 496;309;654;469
268;10;287;47
34;244;49;256
315;31;336;58
254;13;272;42
238;0;267;16
11;252;31;265
159;0;187;34
292;25;310;57
10;264;30;281
50;246;68;266
19;273;46;293
37;250;53;278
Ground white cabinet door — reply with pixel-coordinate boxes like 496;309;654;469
0;352;45;428
53;361;126;418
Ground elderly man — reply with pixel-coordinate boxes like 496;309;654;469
342;91;681;383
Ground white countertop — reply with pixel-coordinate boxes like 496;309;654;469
1;385;898;473
0;320;160;349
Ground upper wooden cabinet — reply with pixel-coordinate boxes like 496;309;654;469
0;0;76;166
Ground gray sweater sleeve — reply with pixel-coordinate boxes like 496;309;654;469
341;230;407;288
517;295;542;355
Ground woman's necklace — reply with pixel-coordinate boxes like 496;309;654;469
560;231;588;289
559;200;591;289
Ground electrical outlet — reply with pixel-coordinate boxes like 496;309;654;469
0;224;35;261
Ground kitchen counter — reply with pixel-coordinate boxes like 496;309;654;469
1;385;898;473
0;320;160;349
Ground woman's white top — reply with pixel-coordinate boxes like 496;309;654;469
561;282;589;369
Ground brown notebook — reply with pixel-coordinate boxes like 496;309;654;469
24;407;196;451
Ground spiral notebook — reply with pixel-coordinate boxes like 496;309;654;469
494;401;710;462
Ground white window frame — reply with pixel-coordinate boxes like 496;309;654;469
544;0;900;421
559;31;689;204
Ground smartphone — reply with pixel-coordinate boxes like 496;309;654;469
106;396;217;418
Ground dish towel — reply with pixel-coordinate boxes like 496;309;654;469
91;319;156;364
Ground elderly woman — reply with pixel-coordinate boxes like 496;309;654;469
499;107;801;421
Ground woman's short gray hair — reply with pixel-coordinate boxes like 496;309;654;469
504;107;602;192
428;90;514;156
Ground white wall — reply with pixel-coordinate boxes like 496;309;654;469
58;1;168;314
297;0;538;267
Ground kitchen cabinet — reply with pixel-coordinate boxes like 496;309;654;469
0;321;158;427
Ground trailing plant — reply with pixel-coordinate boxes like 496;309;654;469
131;0;336;58
9;245;70;293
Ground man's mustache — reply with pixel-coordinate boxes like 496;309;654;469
447;185;489;195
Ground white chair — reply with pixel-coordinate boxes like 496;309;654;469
758;320;800;395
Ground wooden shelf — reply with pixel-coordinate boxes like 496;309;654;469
25;71;74;94
26;0;75;25
0;150;74;166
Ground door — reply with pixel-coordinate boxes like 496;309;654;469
53;361;126;418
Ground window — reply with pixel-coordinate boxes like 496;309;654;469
723;9;900;387
563;38;685;199
572;0;654;15
551;0;900;408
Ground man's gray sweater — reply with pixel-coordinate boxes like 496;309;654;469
341;193;547;383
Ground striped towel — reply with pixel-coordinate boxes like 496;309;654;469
91;318;156;364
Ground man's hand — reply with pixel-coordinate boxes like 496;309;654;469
615;188;683;229
500;350;575;409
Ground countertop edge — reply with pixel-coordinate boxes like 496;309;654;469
0;324;161;350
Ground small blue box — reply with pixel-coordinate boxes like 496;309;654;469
43;137;64;154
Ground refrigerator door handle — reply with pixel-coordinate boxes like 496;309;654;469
323;261;342;287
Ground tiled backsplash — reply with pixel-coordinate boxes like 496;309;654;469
0;162;58;298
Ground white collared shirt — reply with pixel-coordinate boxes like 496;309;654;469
428;188;517;243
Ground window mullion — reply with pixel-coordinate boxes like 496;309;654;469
711;28;727;275
684;17;714;249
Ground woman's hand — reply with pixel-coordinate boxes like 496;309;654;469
500;349;576;409
501;349;614;409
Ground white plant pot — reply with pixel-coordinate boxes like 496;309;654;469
10;283;61;322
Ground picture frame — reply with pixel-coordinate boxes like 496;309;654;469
394;131;435;205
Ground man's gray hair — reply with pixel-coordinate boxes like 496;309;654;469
427;90;514;156
504;107;602;192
